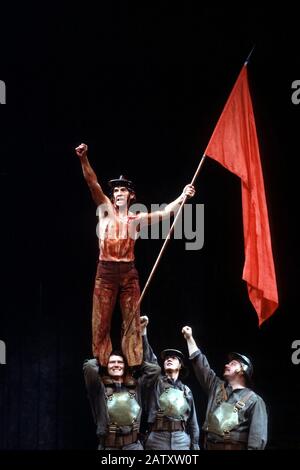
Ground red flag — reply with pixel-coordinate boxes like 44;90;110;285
205;65;278;325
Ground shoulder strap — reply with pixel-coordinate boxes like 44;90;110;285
183;384;190;399
160;379;173;391
104;384;137;399
215;382;228;405
105;386;115;398
234;390;254;411
221;383;228;402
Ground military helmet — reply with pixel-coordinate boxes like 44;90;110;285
161;349;185;362
161;349;188;378
228;352;253;384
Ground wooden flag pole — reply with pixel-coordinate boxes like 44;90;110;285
123;153;207;338
136;154;207;311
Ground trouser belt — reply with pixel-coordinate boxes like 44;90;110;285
206;441;247;450
102;430;138;449
151;418;185;432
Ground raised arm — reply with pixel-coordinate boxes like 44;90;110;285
138;316;161;388
137;184;195;226
83;358;103;423
83;358;102;391
140;315;159;365
182;326;218;395
75;143;110;206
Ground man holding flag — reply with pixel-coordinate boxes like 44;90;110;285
75;143;195;368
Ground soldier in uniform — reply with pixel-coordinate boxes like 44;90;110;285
83;317;160;450
141;317;200;450
75;143;195;368
182;325;268;450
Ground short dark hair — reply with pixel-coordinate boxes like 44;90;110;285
109;349;127;363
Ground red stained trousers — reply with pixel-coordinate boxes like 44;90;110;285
92;261;142;367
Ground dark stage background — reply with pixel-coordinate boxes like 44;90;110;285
0;5;299;451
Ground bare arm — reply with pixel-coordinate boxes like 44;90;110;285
137;184;195;226
75;143;110;206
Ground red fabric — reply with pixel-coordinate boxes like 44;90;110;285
205;66;278;325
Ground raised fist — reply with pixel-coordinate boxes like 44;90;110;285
75;143;88;158
182;325;193;339
140;315;149;329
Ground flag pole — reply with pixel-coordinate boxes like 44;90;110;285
135;153;207;312
123;154;207;338
245;45;255;65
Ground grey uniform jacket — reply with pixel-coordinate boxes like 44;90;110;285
143;335;200;449
190;349;268;449
83;358;159;437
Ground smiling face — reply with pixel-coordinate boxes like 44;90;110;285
107;354;125;379
164;355;182;374
112;186;131;208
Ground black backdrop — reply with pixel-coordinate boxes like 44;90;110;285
0;5;299;452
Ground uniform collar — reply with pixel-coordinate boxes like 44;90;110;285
163;375;182;387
